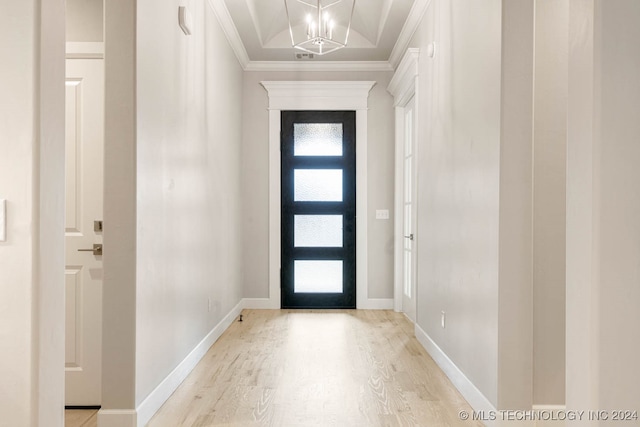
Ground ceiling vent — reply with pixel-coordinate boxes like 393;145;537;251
295;53;315;60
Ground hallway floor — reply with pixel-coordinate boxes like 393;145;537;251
65;309;481;426
148;309;480;427
65;409;97;427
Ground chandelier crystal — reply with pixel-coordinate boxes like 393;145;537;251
284;0;356;56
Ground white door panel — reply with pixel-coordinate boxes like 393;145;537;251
65;58;104;406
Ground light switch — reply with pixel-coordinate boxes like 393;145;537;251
375;209;389;220
0;199;6;242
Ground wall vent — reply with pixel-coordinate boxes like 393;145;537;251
295;53;315;60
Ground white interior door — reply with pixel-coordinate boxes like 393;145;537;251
65;57;104;406
401;96;417;322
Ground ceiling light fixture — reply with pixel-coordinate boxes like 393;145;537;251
284;0;356;56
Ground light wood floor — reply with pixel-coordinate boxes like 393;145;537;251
65;409;97;427
64;310;481;427
145;309;482;427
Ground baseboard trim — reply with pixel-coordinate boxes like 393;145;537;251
242;297;395;310
415;323;498;426
97;409;137;427
359;298;394;310
243;297;278;309
135;300;244;427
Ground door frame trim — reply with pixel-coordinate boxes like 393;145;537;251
261;81;375;309
388;48;420;314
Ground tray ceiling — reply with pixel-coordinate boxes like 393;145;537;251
221;0;416;62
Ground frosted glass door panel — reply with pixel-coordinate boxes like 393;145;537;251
294;169;343;201
295;215;343;247
294;261;343;293
294;123;343;156
281;111;355;308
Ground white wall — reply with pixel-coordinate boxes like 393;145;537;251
592;1;640;413
241;70;395;301
0;0;66;426
135;0;244;406
532;0;568;406
567;0;640;421
0;5;37;422
409;0;640;415
410;0;502;407
409;0;536;409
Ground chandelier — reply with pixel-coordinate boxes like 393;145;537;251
284;0;356;56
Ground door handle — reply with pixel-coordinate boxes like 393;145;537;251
404;234;414;241
78;244;103;256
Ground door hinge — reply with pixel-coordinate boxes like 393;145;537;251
280;268;283;289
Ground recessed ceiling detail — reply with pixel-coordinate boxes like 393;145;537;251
222;0;416;62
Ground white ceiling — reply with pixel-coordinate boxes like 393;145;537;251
219;0;418;65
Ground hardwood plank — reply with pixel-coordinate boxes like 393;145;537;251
147;310;484;427
65;409;98;427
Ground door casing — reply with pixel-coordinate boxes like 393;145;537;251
388;49;420;317
260;81;380;309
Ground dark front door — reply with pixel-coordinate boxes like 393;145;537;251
281;111;356;308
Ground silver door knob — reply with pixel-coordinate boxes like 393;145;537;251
78;244;102;256
404;234;414;241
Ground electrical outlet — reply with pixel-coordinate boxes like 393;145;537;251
441;311;446;329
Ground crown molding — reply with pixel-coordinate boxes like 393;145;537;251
207;0;250;69
388;0;431;69
245;60;394;72
387;48;420;106
260;81;376;110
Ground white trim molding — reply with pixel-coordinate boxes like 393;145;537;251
388;49;420;314
260;81;376;309
389;0;431;69
261;81;376;110
415;324;499;427
134;300;243;426
388;48;420;107
206;0;250;69
245;61;394;72
97;410;137;427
